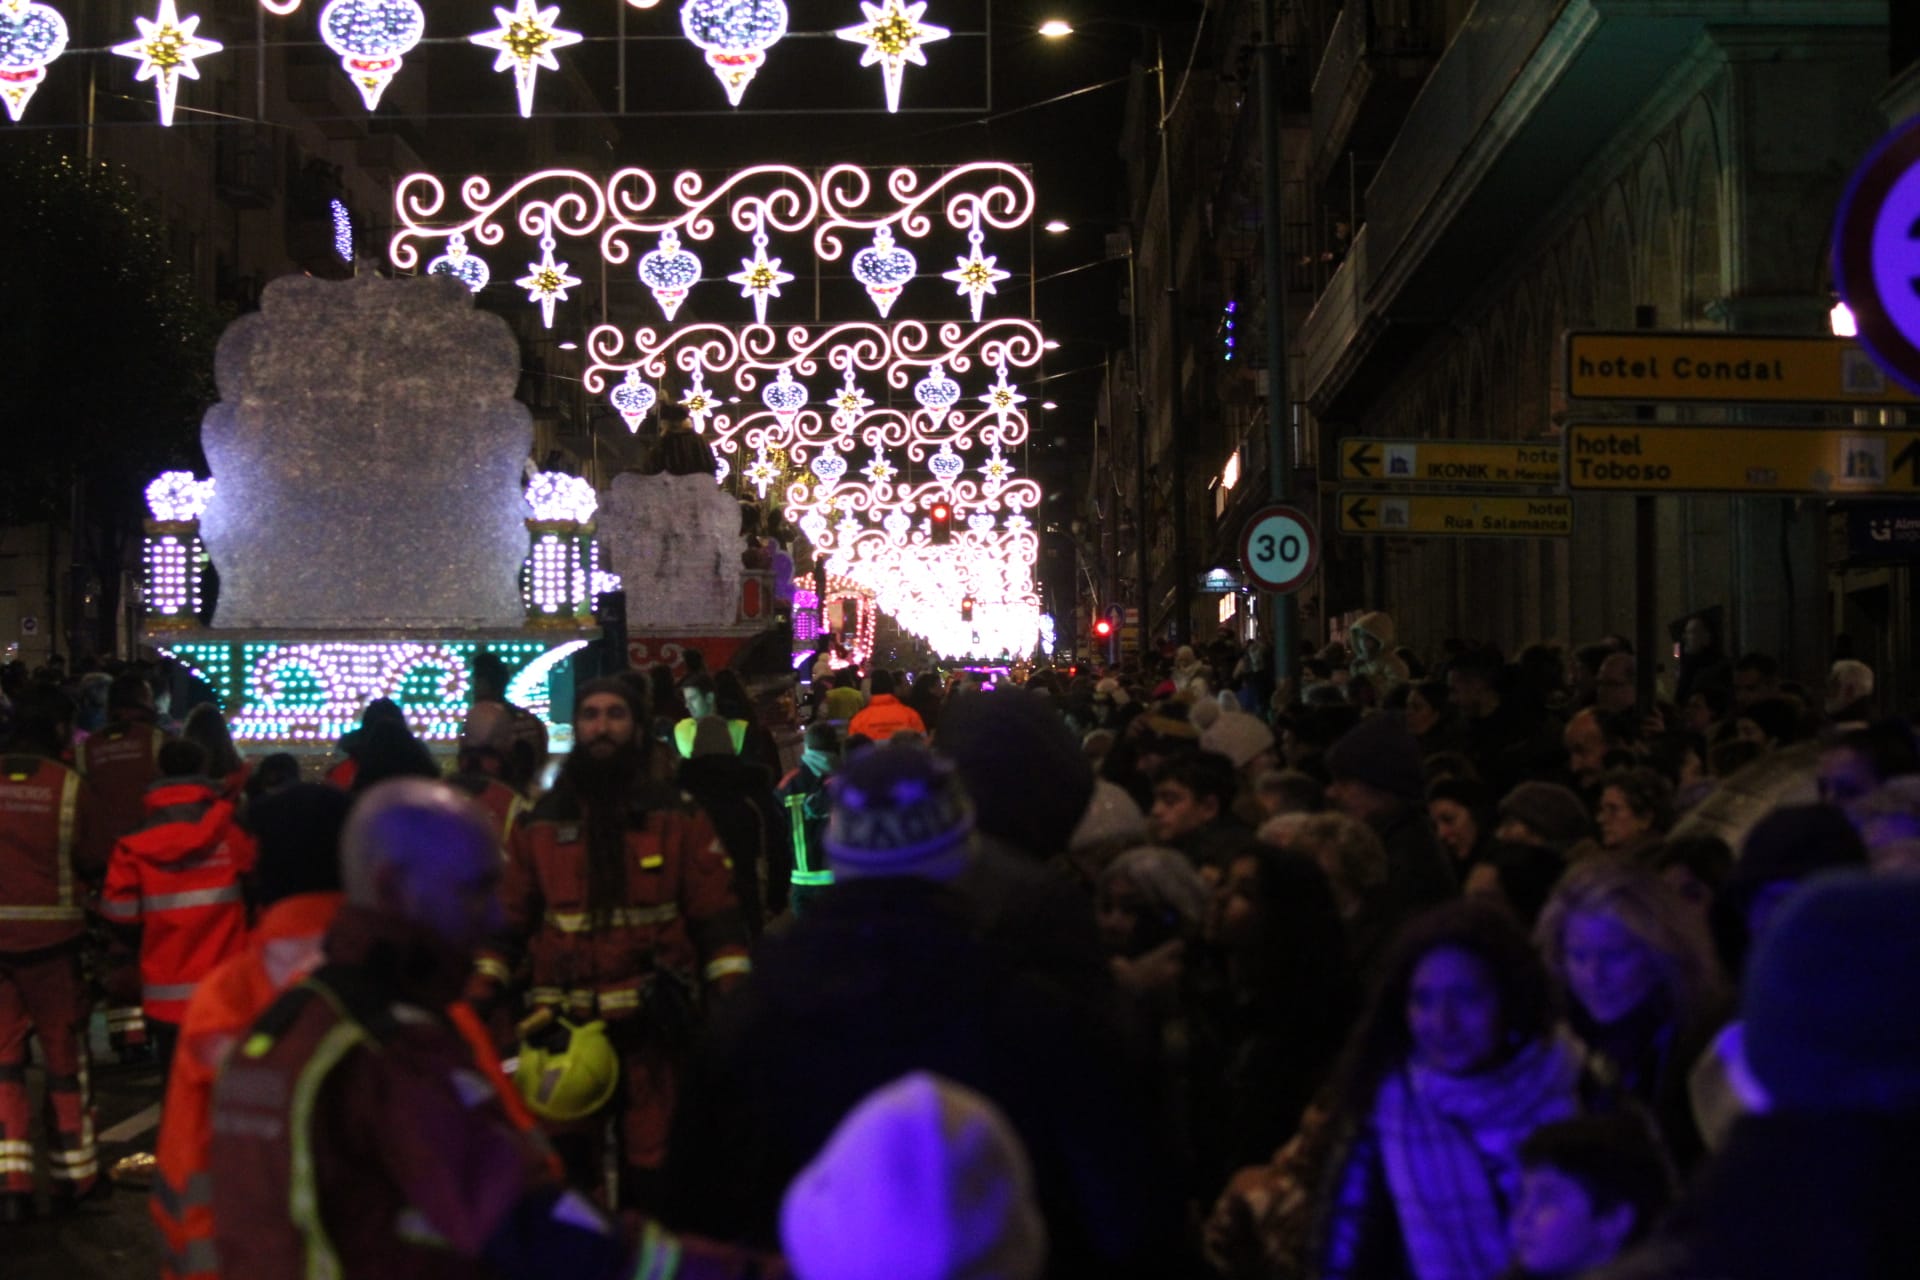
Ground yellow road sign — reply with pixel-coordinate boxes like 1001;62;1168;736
1339;439;1563;487
1565;423;1920;495
1564;332;1918;404
1337;492;1574;538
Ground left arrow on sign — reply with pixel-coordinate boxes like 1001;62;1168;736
1345;496;1375;529
1895;438;1920;487
1348;443;1379;478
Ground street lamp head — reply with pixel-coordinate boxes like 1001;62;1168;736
1042;401;1059;411
1038;19;1073;39
1043;340;1061;350
1044;219;1070;234
557;341;579;351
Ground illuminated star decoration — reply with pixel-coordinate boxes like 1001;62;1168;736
980;446;1014;493
318;0;426;111
861;453;897;485
834;0;948;114
468;0;581;119
681;361;716;432
0;0;70;123
744;449;781;499
680;0;788;107
979;361;1027;428
943;227;1010;323
831;366;872;426
516;235;581;328
427;230;491;292
728;228;794;324
111;0;222;127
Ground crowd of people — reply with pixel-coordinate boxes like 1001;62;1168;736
0;613;1917;1280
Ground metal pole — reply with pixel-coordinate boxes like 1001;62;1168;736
1634;304;1658;713
1257;0;1296;692
1158;35;1192;646
1130;241;1150;669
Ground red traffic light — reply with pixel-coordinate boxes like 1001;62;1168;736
930;502;953;544
931;502;951;519
1093;618;1114;638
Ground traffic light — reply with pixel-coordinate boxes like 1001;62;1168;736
929;501;952;545
1092;617;1114;640
960;595;976;622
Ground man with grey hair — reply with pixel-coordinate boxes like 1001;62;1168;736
1825;658;1875;725
208;779;776;1279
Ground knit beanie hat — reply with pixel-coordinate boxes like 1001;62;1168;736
1200;711;1277;771
1068;779;1148;854
1731;804;1867;893
1189;699;1223;731
1743;873;1920;1112
1324;711;1426;806
935;690;1094;858
1498;782;1593;853
781;1072;1047;1280
825;746;975;882
246;783;351;905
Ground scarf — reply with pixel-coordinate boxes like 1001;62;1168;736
1374;1030;1584;1280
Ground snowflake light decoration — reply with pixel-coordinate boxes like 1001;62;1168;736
744;449;781;499
850;224;916;318
111;0;221;127
469;0;582;119
145;470;215;522
680;0;787;107
861;453;897;485
834;0;948;114
0;0;70;123
525;470;598;522
638;227;702;321
516;235;581;328
681;361;716;431
831;366;873;426
610;368;657;432
729;229;794;324
943;227;1010;323
427;231;491;292
319;0;425;111
978;361;1026;428
980;447;1014;493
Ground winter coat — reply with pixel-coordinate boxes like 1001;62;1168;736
678;753;790;927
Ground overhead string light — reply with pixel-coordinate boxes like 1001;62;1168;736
318;0;424;110
468;0;580;118
111;0;221;127
638;227;702;321
427;230;491;292
517;233;581;328
834;0;948;114
729;227;794;324
0;0;69;123
680;0;787;107
943;226;1010;323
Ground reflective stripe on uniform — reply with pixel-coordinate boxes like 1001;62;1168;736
542;904;679;933
152;1170;213;1219
145;982;199;1004
474;956;512;984
0;1140;32;1157
143;885;244;913
633;1220;683;1280
99;898;141;921
703;956;751;982
0;904;85;922
56;769;78;907
290;1021;371;1280
0;1158;34;1175
172;1238;220;1277
595;990;641;1012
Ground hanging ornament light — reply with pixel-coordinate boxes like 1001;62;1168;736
637;227;702;321
111;0;221;127
468;0;582;119
427;231;491;292
0;0;69;123
610;368;658;432
913;362;961;415
834;0;948;114
516;234;582;328
761;365;807;424
680;0;787;108
318;0;424;111
850;224;917;318
943;226;1010;323
729;227;795;324
978;360;1027;429
682;359;716;432
745;448;781;499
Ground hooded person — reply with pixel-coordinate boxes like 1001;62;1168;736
1347;612;1411;692
780;1073;1047;1280
669;746;1183;1278
1324;711;1457;910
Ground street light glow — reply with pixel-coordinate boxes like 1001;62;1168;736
1042;400;1059;410
1043;340;1061;350
1038;19;1073;38
1830;299;1857;338
1044;219;1069;233
557;340;579;350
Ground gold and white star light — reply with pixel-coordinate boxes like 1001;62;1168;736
468;0;581;118
517;235;581;328
943;227;1010;323
835;0;948;114
728;229;795;324
111;0;221;126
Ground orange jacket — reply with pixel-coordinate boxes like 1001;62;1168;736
847;694;926;742
77;714;165;847
0;754;102;951
101;781;255;1021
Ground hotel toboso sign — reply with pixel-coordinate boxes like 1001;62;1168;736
1564;332;1917;405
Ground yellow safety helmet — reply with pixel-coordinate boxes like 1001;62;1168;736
514;1018;618;1122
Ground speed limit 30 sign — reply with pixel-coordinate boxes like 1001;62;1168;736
1240;505;1320;594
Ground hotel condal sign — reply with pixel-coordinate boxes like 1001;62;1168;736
1563;332;1915;405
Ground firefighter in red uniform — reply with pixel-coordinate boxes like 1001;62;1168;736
102;740;254;1077
208;779;783;1280
474;678;751;1210
449;702;533;850
0;686;105;1223
77;671;168;1057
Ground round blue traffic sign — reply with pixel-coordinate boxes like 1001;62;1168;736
1834;117;1920;395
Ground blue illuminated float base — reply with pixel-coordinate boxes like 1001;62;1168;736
150;629;595;753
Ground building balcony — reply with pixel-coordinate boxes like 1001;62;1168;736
1309;0;1442;185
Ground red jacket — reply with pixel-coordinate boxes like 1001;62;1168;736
77;713;166;847
102;781;255;1022
0;754;103;951
847;694;926;742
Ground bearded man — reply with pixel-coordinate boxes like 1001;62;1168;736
473;678;750;1210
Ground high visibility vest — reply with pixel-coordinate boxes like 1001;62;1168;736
0;755;92;951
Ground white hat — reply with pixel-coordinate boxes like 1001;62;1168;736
1200;711;1276;770
781;1073;1047;1280
1069;779;1149;854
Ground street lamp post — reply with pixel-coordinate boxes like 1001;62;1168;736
1256;0;1296;686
